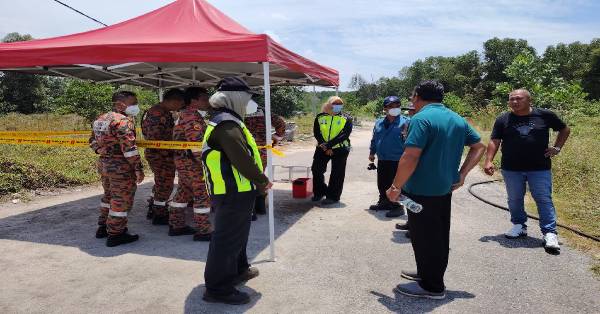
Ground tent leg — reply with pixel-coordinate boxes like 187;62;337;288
263;62;276;262
158;87;164;102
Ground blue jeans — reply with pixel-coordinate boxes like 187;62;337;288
501;170;557;235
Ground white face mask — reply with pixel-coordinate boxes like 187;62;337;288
246;99;259;115
197;110;208;118
388;108;402;117
124;104;140;116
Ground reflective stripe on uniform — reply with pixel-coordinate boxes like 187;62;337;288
109;210;128;217
170;202;188;208
101;202;110;208
193;207;210;214
153;200;166;206
123;150;139;157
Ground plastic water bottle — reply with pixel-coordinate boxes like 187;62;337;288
396;195;423;214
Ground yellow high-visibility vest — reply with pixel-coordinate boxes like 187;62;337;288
318;114;349;148
201;112;263;195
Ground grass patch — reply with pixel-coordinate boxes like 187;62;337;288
472;112;600;277
0;113;152;200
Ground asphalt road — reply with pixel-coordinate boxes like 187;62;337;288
0;124;598;313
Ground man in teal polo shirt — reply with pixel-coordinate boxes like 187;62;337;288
386;80;485;299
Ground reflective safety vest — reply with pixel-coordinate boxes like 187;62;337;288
318;114;350;148
201;112;263;195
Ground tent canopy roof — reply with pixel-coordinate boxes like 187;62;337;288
0;0;338;88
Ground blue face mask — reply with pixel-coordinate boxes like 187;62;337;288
332;104;343;113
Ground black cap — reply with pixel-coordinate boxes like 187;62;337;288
216;77;260;94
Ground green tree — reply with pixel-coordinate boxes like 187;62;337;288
56;80;115;121
494;51;587;110
583;48;600;100
482;37;536;96
255;86;304;118
0;32;49;114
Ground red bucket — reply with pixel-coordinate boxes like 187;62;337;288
292;178;313;199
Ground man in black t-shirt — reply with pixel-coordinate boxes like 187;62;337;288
484;89;570;254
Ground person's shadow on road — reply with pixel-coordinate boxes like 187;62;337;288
370;289;475;313
184;284;262;313
479;234;542;249
391;230;411;244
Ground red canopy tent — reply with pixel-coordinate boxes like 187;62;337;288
0;0;339;260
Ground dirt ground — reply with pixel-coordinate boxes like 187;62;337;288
1;124;599;313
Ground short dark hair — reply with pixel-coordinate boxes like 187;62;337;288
163;88;185;102
112;91;136;103
184;87;209;105
414;80;444;102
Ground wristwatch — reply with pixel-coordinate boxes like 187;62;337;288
552;146;561;153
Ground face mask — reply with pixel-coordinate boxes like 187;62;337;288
197;110;208;118
332;104;343;113
246;100;259;115
124;104;140;116
388;108;402;117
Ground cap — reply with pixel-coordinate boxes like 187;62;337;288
216;77;260;94
383;96;401;107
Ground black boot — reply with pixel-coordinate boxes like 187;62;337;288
168;225;196;236
95;225;108;239
106;232;139;247
203;289;250;305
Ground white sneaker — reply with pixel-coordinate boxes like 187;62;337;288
544;233;560;251
505;224;527;239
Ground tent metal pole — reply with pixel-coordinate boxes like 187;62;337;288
263;62;276;262
335;86;339;96
312;85;317;114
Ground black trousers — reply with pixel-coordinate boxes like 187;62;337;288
311;147;350;201
376;160;399;204
204;191;256;295
405;191;452;293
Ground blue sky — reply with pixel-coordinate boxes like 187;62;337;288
1;0;599;89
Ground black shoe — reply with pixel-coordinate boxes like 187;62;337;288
385;206;405;218
233;267;260;285
401;270;421;281
251;213;258;221
168;225;196;236
193;232;211;242
369;201;390;211
95;225;108;239
152;215;169;226
106;232;139;247
203;290;250;305
395;222;409;230
321;198;339;206
311;195;324;202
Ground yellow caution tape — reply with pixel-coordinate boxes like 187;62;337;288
0;130;90;137
137;140;202;150
0;134;285;156
0;137;89;147
259;145;285;157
